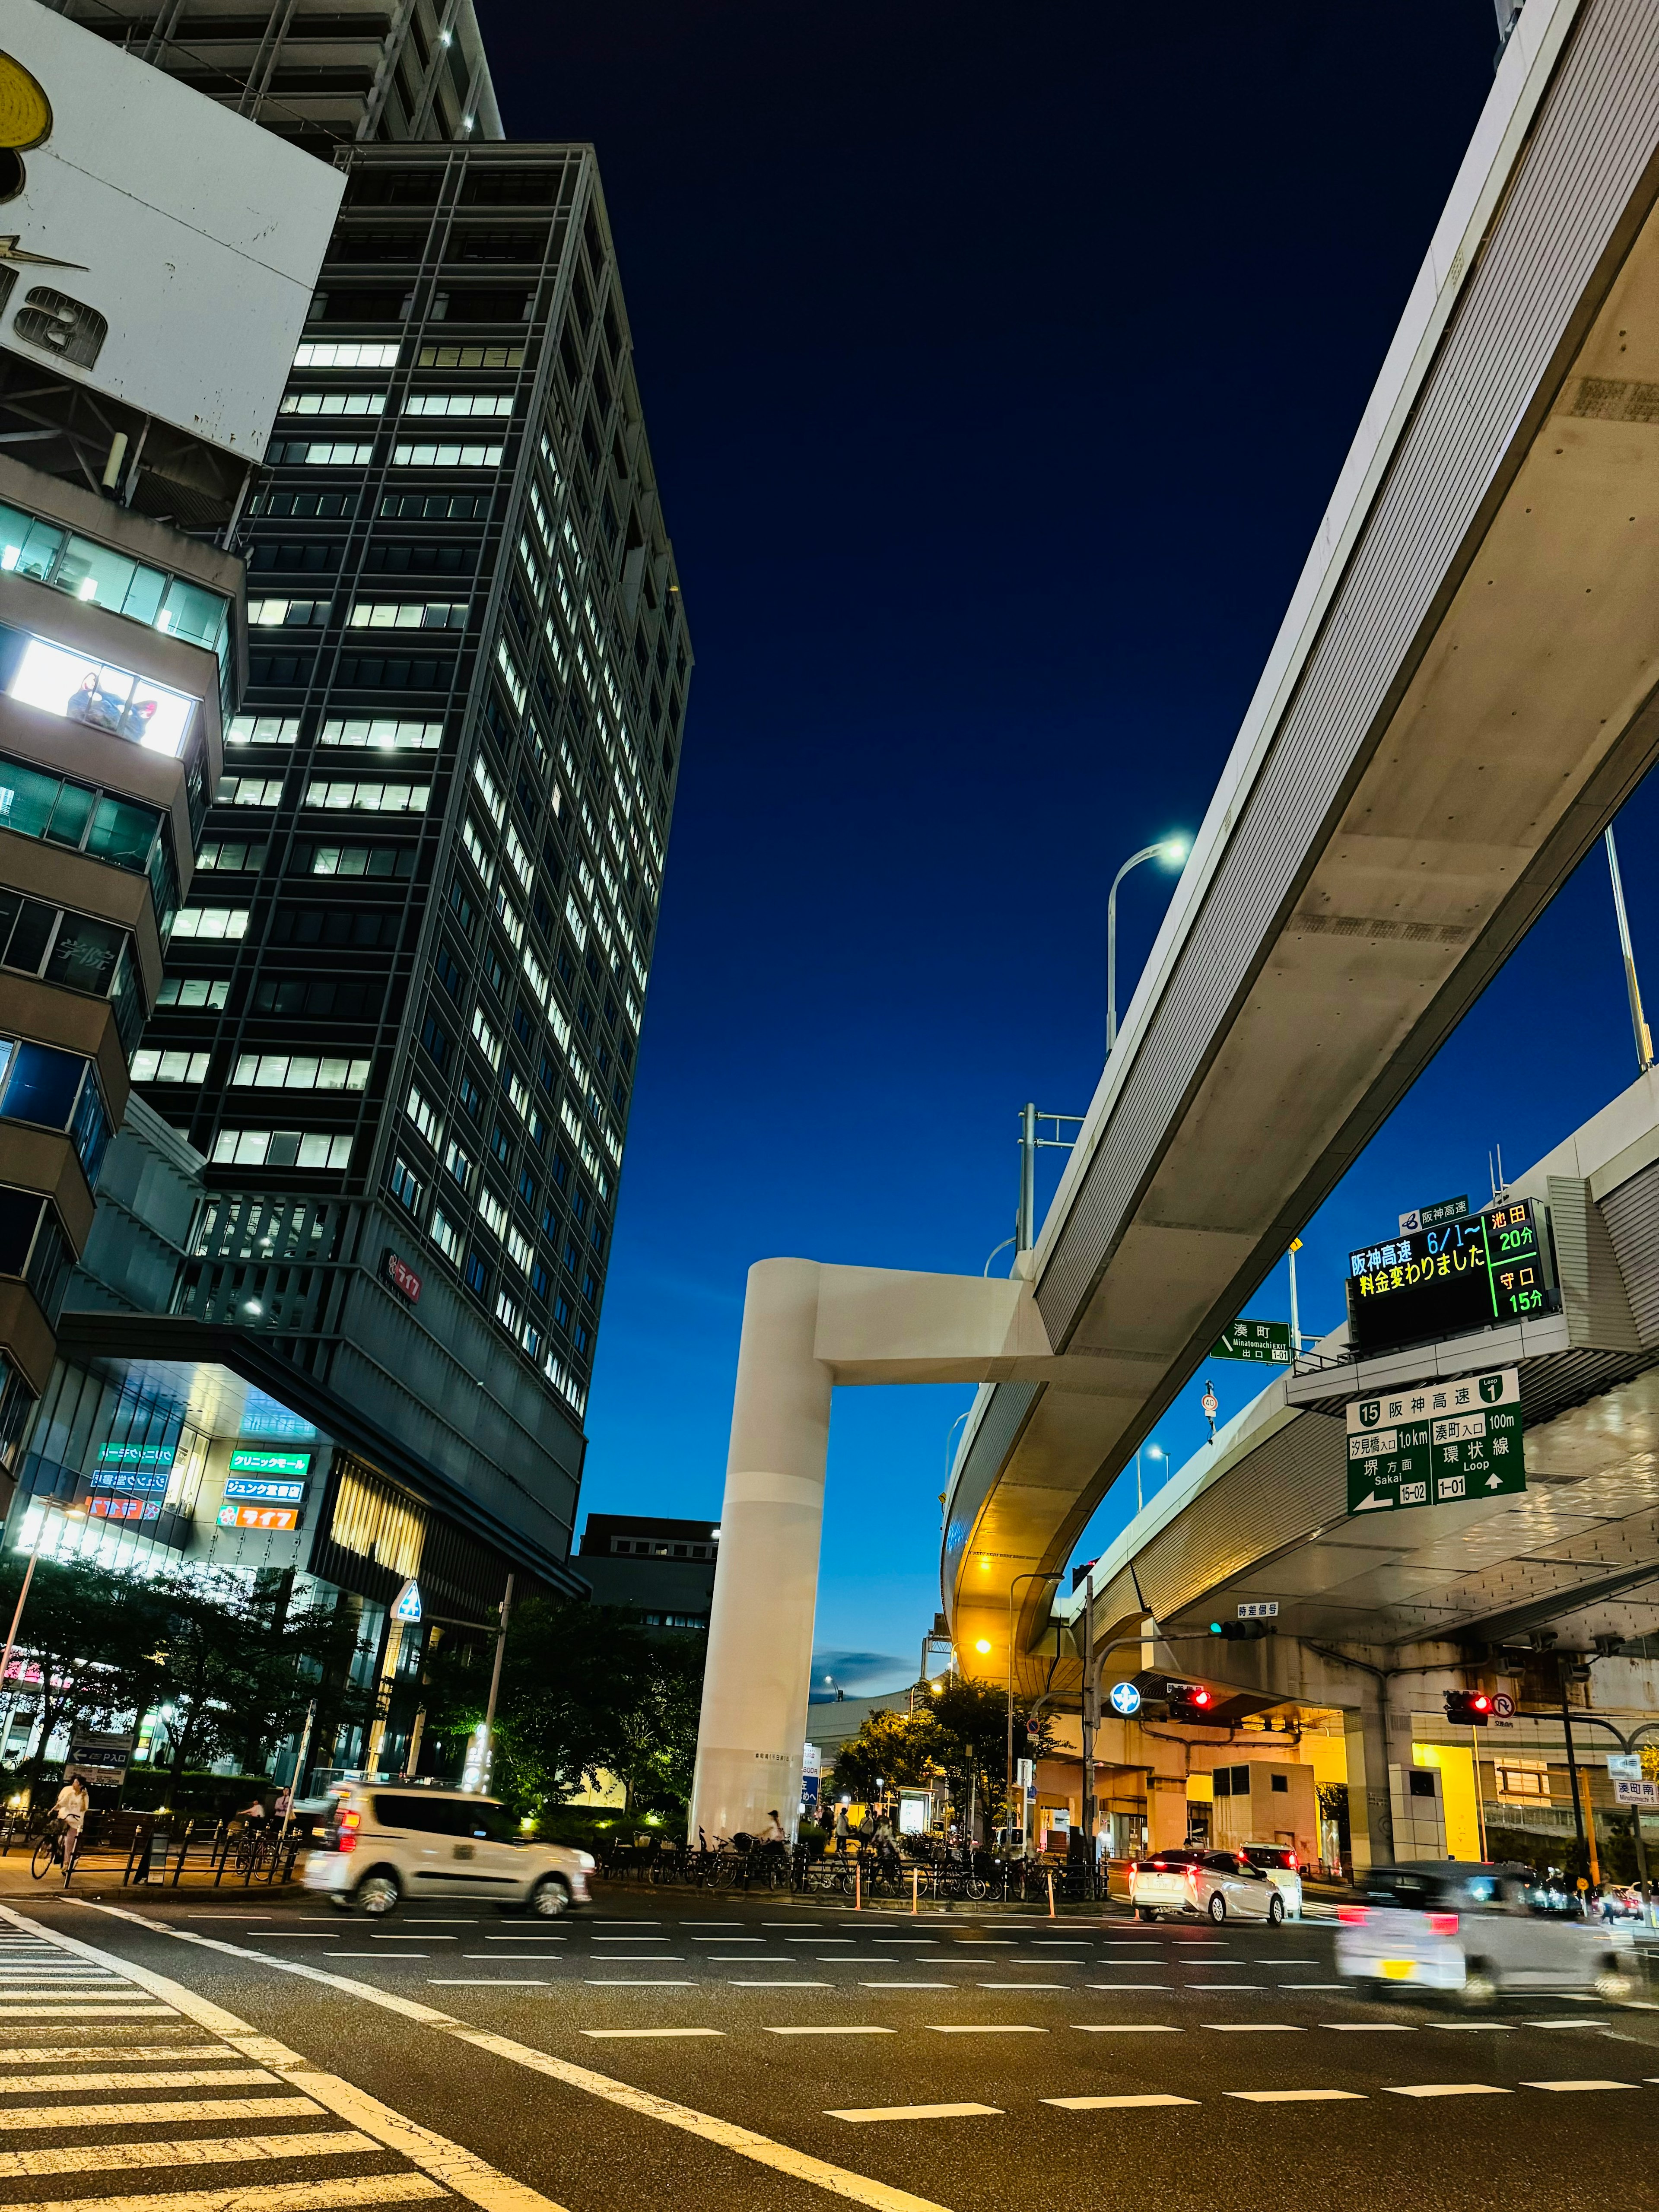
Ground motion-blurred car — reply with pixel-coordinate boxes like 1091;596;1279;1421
303;1785;594;1917
1335;1862;1635;2003
1130;1847;1287;1923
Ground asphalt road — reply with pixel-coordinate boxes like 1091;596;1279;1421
2;1875;1657;2212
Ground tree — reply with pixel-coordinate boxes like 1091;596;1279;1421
144;1568;374;1785
422;1595;704;1818
0;1553;159;1791
828;1681;1057;1838
826;1708;936;1802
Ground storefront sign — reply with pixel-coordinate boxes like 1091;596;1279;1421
227;1449;310;1478
216;1504;299;1531
223;1478;306;1504
383;1249;422;1305
89;1496;160;1521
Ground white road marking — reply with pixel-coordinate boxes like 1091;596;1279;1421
1044;2094;1195;2109
693;1937;761;1943
0;2185;439;2212
0;2047;226;2064
428;1980;548;1987
1520;2078;1637;2091
828;2104;1001;2123
0;2068;277;2091
860;1983;953;1990
729;1982;830;1988
924;2025;1047;2035
1384;2084;1512;2098
820;1959;898;1964
1429;2023;1517;2033
76;1905;965;2212
1278;1983;1346;1990
1199;2024;1304;2034
1324;2024;1416;2033
583;1980;694;1988
0;2005;175;2018
327;1954;428;1960
705;1956;790;1962
0;2097;318;2130
763;2027;895;2036
976;1984;1067;1990
1071;2025;1182;2034
0;2129;378;2180
581;2029;724;2040
465;1957;564;1963
0;1908;569;2212
1227;2088;1367;2104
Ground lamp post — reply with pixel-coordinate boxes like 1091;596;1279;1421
1106;837;1189;1055
1134;1443;1165;1514
1005;1570;1061;1853
0;1497;86;1778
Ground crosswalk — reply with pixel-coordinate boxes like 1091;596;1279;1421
0;1922;533;2212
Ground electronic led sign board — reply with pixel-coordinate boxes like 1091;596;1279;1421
1345;1199;1552;1359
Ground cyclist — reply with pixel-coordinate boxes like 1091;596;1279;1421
51;1771;89;1867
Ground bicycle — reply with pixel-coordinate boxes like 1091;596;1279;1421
30;1819;77;1882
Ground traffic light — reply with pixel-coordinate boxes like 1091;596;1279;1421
1208;1620;1275;1642
1444;1690;1493;1726
1165;1681;1216;1723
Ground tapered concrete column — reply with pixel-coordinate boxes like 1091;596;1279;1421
1344;1692;1396;1875
688;1258;833;1844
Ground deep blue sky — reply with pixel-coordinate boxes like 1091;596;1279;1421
492;2;1659;1695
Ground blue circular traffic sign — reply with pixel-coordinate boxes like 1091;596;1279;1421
1109;1680;1142;1717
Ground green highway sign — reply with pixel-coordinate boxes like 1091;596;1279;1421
1212;1318;1293;1364
1346;1368;1525;1515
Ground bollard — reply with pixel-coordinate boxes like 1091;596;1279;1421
1046;1867;1055;1919
911;1866;919;1915
854;1856;861;1912
171;1818;192;1887
147;1824;169;1885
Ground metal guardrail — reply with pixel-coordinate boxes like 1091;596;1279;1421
0;1810;308;1889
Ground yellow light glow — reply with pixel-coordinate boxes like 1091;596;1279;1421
979;1557;991;1570
974;1638;992;1654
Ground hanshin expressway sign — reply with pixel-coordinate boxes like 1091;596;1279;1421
1346;1368;1526;1515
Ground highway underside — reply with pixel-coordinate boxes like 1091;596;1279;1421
13;1879;1659;2212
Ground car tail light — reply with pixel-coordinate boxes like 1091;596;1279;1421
1147;1859;1167;1872
1287;1853;1298;1870
336;1811;361;1855
1185;1864;1198;1891
1428;1912;1459;1936
1336;1905;1368;1925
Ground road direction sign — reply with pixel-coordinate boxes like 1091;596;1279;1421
1211;1319;1293;1363
1346;1368;1525;1515
1615;1778;1659;1808
1608;1753;1643;1780
1399;1195;1470;1234
1491;1692;1516;1720
1109;1681;1142;1717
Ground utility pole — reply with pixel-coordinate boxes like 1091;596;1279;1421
1079;1573;1097;1898
1606;826;1656;1074
1017;1103;1036;1253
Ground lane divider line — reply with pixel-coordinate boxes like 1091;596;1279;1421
826;2104;1001;2124
72;1904;960;2212
1042;2094;1195;2110
0;1904;569;2212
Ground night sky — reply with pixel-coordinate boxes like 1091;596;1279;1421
489;2;1659;1696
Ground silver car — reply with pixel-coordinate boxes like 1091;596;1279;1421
302;1784;594;1917
1241;1843;1304;1919
1130;1846;1286;1924
1335;1862;1636;2004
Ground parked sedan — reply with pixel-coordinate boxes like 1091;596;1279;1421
1129;1846;1286;1923
1334;1862;1636;2003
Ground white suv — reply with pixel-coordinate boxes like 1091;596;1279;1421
303;1785;594;1917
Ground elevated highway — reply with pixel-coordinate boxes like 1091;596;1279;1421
1055;1074;1659;1859
945;0;1659;1683
691;0;1659;1845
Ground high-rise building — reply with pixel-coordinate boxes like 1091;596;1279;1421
9;14;690;1790
0;6;339;1481
56;0;499;156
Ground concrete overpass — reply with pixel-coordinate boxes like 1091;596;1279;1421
689;0;1659;1844
1055;1071;1659;1866
944;0;1659;1683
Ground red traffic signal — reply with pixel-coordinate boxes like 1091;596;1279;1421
1445;1689;1491;1726
1165;1681;1215;1721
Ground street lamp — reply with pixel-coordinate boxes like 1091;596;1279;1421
0;1497;87;1763
1107;838;1189;1054
1134;1443;1165;1514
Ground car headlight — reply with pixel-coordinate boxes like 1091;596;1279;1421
576;1851;595;1870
